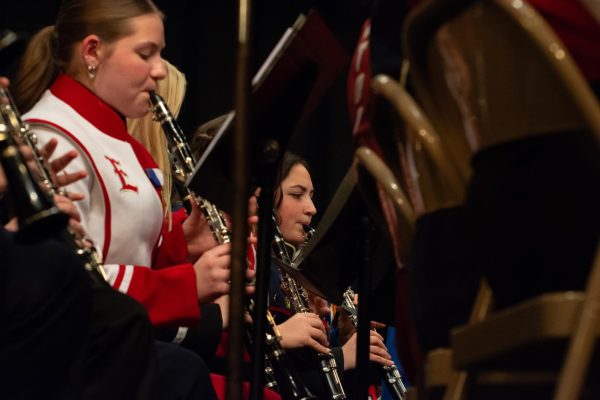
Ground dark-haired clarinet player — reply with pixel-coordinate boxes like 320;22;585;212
269;152;394;399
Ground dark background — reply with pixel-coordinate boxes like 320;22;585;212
0;0;373;216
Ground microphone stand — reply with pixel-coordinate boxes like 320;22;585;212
356;216;375;399
228;0;252;399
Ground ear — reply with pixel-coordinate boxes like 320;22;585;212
81;35;102;68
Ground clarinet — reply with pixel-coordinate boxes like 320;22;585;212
272;217;347;400
150;92;315;399
0;113;67;237
342;288;407;400
0;86;108;284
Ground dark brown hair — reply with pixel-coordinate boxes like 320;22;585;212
274;152;311;210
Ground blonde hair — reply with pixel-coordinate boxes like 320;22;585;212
14;0;161;112
128;59;187;225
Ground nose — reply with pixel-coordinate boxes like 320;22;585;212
151;58;167;81
305;197;317;217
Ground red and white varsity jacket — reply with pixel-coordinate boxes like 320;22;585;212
25;74;200;326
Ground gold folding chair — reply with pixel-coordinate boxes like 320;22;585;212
370;74;465;215
404;0;600;152
370;73;491;399
403;0;600;398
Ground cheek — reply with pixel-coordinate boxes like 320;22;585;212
279;204;297;224
119;65;149;95
109;56;148;88
278;209;295;233
109;63;151;116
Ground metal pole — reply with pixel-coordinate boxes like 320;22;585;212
227;0;252;399
357;216;374;399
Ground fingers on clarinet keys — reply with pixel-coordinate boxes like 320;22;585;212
192;243;231;303
278;313;330;354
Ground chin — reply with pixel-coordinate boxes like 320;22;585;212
293;234;305;246
128;105;151;119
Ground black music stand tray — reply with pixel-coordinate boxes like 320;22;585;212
186;10;348;213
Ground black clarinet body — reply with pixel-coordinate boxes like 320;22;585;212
0;122;67;238
272;217;347;400
342;288;407;400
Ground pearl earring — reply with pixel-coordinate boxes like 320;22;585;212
87;64;96;79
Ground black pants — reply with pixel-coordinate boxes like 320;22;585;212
0;228;158;399
154;341;217;400
0;230;91;400
84;280;156;400
0;227;217;399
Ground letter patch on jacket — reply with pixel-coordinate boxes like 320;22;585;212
105;155;139;193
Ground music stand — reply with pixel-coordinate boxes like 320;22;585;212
186;10;348;212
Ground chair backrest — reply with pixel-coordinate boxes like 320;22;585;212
404;0;600;155
354;146;416;262
370;74;466;214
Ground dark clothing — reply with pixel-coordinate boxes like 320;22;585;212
464;131;600;309
408;131;600;352
0;226;217;400
0;228;91;400
407;207;479;351
84;281;156;400
155;302;224;362
154;341;217;400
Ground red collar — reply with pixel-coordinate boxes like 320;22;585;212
50;74;129;141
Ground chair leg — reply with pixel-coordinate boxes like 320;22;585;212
442;370;468;400
554;243;600;400
443;281;493;400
